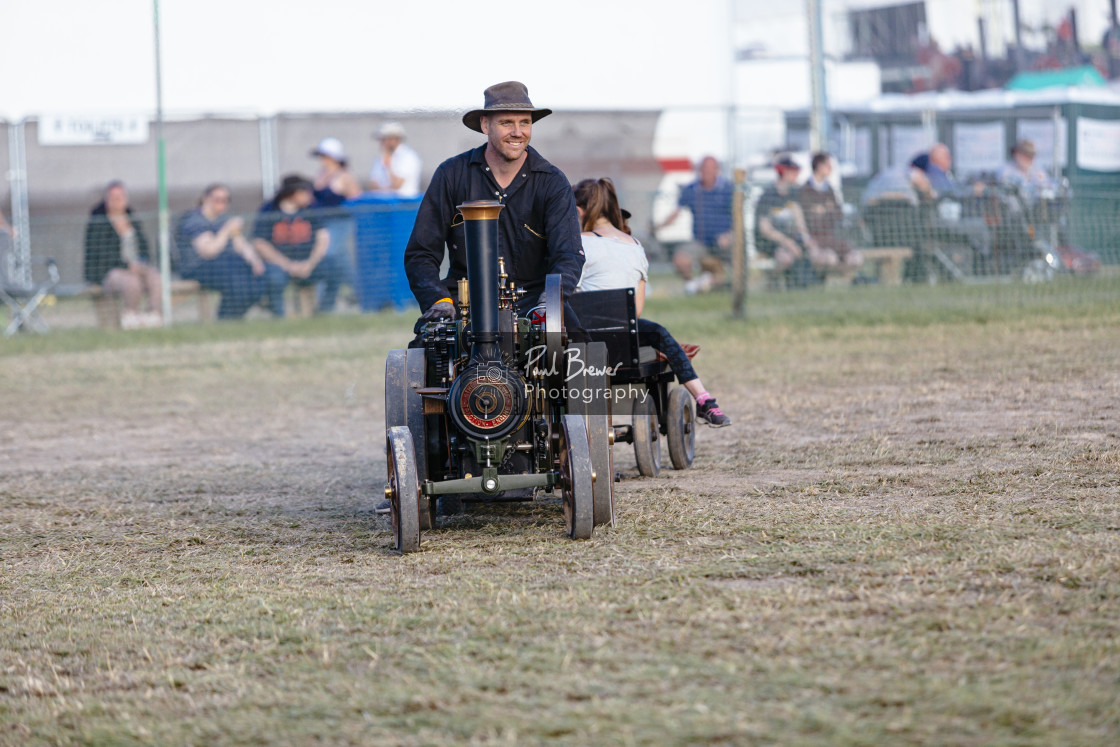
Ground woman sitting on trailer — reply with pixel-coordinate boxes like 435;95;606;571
572;177;731;427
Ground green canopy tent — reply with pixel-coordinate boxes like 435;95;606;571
1006;66;1107;91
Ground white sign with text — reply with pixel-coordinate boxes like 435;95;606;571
953;121;1006;177
39;114;150;146
1076;118;1120;172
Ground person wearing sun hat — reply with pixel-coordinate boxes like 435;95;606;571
310;137;362;203
997;139;1054;205
369;122;423;197
402;80;585;334
309;137;362;302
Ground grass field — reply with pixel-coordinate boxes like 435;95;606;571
2;275;1119;745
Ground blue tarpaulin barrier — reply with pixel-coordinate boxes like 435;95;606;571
349;193;421;311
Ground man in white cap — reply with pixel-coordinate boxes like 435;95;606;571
309;136;361;305
368;122;422;197
403;80;584;332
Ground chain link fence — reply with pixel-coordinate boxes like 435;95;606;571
3;108;1118;333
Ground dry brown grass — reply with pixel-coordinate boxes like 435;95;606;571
2;281;1119;745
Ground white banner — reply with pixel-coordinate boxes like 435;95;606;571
38;114;150;146
953;121;1006;178
1076;118;1120;172
889;124;929;167
851;127;872;176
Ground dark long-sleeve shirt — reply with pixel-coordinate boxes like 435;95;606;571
404;145;584;310
83;203;152;284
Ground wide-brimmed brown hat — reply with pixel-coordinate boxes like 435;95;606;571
462;81;552;133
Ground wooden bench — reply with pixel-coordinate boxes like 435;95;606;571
749;247;915;289
84;279;217;328
747;250;779;291
859;247;913;286
289;285;317;319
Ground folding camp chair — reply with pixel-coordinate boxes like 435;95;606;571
1;232;60;337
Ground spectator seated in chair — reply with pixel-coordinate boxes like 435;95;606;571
911;144;993;273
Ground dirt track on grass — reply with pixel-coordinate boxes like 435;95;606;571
2;310;1119;743
3;318;1116;540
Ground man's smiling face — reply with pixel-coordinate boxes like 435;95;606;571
481;113;533;163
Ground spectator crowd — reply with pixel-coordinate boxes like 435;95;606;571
56;101;1082;331
656;135;1072;291
79;123;424;326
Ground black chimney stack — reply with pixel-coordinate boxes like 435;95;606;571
458;200;504;362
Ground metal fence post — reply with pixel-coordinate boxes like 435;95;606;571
153;0;172;324
731;167;746;318
259;115;279;200
7;120;31;286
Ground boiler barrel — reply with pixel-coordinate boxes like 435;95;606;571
458;201;504;358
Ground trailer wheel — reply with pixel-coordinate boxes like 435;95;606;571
666;386;695;470
560;414;594;540
387;426;421;554
585;342;615;527
632;393;661;477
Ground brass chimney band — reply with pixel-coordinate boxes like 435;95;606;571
457;200;504;221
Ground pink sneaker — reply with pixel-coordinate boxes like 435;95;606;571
696;398;731;427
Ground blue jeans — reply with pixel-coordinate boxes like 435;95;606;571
181;249;264;319
638;318;697;384
263;252;347;316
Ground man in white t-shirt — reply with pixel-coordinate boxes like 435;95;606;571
368;122;423;197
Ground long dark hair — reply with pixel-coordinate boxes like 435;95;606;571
572;178;630;235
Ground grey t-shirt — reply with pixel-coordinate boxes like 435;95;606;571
175;208;230;276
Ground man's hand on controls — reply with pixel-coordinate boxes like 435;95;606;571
420;299;455;323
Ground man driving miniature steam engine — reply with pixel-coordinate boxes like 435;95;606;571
403;81;586;338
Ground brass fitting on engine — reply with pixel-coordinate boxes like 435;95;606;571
457;278;470;316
